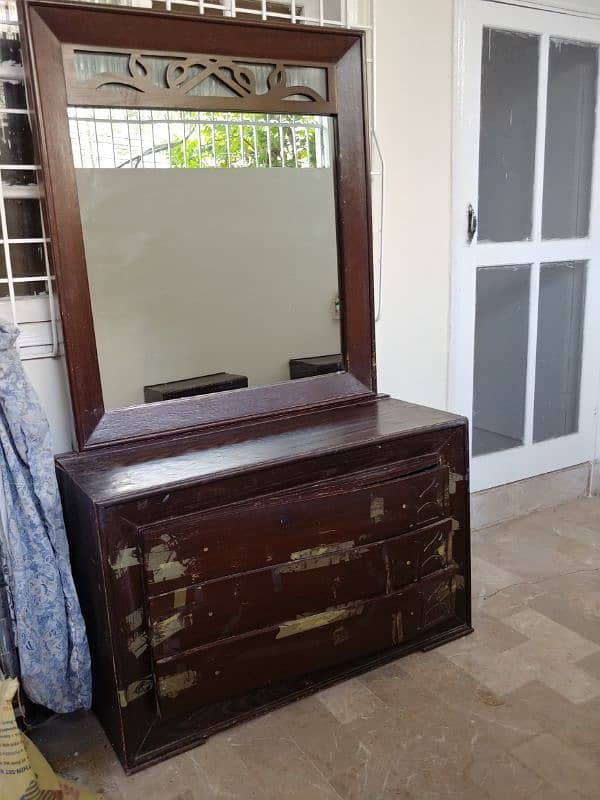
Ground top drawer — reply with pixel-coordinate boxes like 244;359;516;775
141;461;452;594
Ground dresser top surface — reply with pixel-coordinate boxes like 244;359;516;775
56;398;464;504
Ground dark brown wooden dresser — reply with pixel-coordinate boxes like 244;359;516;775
22;0;473;774
56;397;471;772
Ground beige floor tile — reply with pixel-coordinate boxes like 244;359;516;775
470;555;522;599
114;752;208;800
328;753;413;800
189;736;269;799
529;783;587;800
228;734;343;800
505;608;600;659
439;610;527;657
512;733;600;799
577;650;600;679
465;749;544;799
529;581;600;646
316;677;385;725
276;693;384;779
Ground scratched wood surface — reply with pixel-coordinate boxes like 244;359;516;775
154;568;463;718
141;464;451;592
147;519;455;658
56;397;462;503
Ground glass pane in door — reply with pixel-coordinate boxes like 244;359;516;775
473;265;531;456
542;40;598;240
478;29;539;242
533;261;587;442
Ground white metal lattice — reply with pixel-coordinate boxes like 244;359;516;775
0;0;379;360
69;109;334;170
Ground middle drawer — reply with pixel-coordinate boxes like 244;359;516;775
147;518;455;659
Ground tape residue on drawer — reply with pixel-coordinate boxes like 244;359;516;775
146;537;190;583
276;604;364;639
280;541;368;575
159;670;198;699
152;612;193;647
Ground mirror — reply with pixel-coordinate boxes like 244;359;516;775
68;105;342;410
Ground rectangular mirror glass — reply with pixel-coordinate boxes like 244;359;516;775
68;106;342;410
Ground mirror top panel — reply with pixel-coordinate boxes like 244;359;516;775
63;45;337;114
68;105;342;411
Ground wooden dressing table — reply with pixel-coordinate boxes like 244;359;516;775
21;0;472;772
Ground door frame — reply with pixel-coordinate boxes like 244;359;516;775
449;0;600;492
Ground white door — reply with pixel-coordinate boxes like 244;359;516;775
450;0;600;492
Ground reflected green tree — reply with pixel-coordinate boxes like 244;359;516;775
169;113;323;168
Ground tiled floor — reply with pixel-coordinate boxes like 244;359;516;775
29;497;600;799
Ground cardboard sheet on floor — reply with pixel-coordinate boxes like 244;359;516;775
0;678;101;800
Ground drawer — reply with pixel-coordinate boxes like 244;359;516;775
142;463;451;594
154;569;463;719
147;519;455;659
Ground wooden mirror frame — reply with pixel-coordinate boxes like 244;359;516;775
20;0;376;450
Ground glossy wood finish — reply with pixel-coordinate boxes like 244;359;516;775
56;398;472;773
19;0;376;450
140;464;451;589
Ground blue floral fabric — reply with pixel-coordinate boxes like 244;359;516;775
0;321;91;712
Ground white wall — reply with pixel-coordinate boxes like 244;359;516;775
24;357;74;454
374;0;454;411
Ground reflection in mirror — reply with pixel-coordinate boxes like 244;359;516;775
68;107;342;410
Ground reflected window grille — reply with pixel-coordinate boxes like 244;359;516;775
0;0;376;360
69;109;333;170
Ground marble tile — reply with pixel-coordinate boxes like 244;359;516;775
465;749;544;800
328;757;413;800
316;678;385;725
113;753;207;800
578;650;600;680
529;579;600;646
512;733;600;799
227;733;343;800
505;608;600;661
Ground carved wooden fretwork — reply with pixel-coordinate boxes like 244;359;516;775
64;47;335;114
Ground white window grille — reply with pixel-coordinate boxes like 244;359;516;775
69;109;333;170
0;1;58;359
0;0;379;360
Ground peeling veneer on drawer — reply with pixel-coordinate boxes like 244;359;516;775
109;546;140;578
151;612;194;647
153;570;464;715
146;520;456;657
118;677;154;708
275;604;365;639
145;538;191;583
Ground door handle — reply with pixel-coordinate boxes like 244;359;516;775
467;204;478;244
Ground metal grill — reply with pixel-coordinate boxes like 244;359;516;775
0;1;57;359
68;109;333;170
0;0;379;360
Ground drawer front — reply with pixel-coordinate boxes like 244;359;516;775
154;569;463;719
142;464;451;594
148;519;455;659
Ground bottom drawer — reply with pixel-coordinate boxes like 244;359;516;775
155;569;463;718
